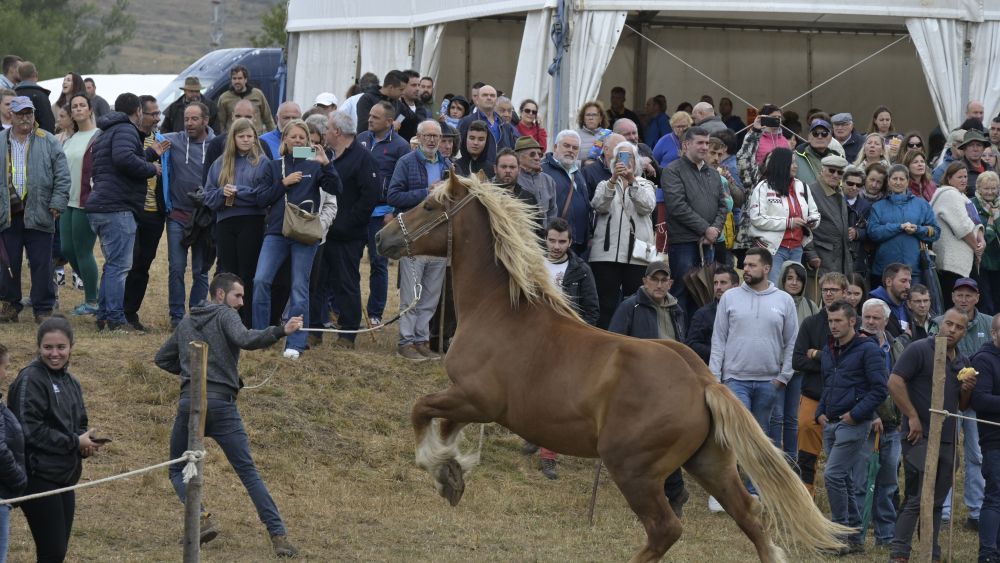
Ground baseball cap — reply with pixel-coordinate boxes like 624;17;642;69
10;96;34;113
314;92;338;107
644;260;670;278
809;119;832;132
954;277;979;292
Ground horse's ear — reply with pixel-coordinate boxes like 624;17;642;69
475;170;487;183
448;165;462;192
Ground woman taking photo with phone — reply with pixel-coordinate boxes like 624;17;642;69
745;147;821;284
588;141;656;329
252;119;342;359
9;316;103;563
203;117;269;328
867;164;940;286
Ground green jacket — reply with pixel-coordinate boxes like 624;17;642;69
0;127;70;233
974;196;1000;271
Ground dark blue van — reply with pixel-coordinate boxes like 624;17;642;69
157;48;284;113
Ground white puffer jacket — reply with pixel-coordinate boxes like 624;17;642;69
746;178;821;254
588;176;656;263
929;184;979;276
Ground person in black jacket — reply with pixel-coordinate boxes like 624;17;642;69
685;266;739;363
314;112;378;348
9;317;104;562
354;70;405;135
607;259;689;516
0;343;26;561
791;271;848;496
454;120;495;178
545;218;599;326
86;93;161;332
12;62;54;134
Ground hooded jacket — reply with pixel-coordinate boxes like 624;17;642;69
559;251;600;326
13;81;55;134
867;191;939;278
86;112;158;216
155;303;286;397
817;333;889;422
458;108;518;164
8;359;87;486
608;287;686;341
203;152;268;222
588;176;656;264
163;129;217;216
971;343;1000;451
710;282;799;383
778;261;820;323
453;142;495;179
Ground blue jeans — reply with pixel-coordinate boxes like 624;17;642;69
88;211;136;324
253;235;317;352
850;428;902;544
169;398;286;536
981;448;1000;562
166;218;210;322
767;373;801;460
0;504;9;563
768;245;804;285
366;216;389;319
724;378;777;495
824;419;872;545
668;242;714;323
943;408;985;520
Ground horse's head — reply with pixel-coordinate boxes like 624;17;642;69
375;170;472;260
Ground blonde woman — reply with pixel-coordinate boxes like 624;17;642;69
203;117;268;327
974;171;1000;313
588;141;656;328
651;110;693;167
853;133;890;169
252;119;342;359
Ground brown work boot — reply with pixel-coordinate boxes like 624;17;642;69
397;344;426;362
333;337;355;350
200;513;218;544
271;534;299;557
34;310;53;324
0;302;18;323
414;342;441;360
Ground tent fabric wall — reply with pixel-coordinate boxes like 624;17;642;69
418;24;445;83
511;9;555;139
907;18;965;134
566;11;628;131
359;30;413;79
288;29;359;108
970;20;1000;122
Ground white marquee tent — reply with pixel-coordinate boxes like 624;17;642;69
287;0;1000;142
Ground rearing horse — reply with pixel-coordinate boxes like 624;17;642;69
375;173;850;562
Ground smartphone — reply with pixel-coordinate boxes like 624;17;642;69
760;116;781;128
292;146;316;160
91;437;112;445
618;152;631;167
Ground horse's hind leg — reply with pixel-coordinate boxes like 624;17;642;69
683;438;784;563
603;463;682;563
411;385;489;506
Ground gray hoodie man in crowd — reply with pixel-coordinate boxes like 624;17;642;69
155;272;302;557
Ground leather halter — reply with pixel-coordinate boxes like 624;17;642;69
395;191;476;264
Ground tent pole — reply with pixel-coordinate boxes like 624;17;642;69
961;22;972;111
634;22;649;116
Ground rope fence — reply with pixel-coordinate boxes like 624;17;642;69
0;450;206;506
930;408;1000;428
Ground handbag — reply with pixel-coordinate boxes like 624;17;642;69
282;197;324;245
631;238;657;264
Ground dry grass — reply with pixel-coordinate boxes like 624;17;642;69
0;237;981;562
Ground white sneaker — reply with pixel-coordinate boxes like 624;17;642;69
282;349;300;360
708;496;724;513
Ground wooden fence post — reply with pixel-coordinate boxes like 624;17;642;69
183;341;208;563
917;336;948;561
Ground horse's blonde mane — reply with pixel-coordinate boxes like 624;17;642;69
432;175;581;321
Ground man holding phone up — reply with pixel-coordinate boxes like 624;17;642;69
155;273;303;557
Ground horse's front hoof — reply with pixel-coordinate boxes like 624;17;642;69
437;459;465;506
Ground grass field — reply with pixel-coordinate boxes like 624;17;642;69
0;238;982;562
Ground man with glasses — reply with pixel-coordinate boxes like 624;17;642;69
386;120;450;361
842;165;872;276
961;129;994;197
0;97;69;323
804;154;853;277
795;118;837;187
831;113;864;163
514;136;557;228
792;271;849;496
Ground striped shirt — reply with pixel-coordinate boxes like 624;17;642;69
9;135;27;199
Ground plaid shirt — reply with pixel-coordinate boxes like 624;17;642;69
8;134;27;199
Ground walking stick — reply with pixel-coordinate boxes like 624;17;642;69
360;308;378;343
587;460;602;526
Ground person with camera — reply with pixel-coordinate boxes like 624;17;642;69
156;273;303;557
588;141;656;329
9;317;104;562
744;147;821;285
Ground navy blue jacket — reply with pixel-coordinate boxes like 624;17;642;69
387;150;451;212
608;288;686;341
458;109;518;165
541;153;591;249
86;112;159;215
328;140;379;241
561;252;600;326
685;300;718;364
971;343;1000;451
582;159;612;200
0;397;25;500
357;129;410;204
818;333;888;422
254;155;342;237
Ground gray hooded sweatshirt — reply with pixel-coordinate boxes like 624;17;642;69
709;281;799;383
154;303;285;397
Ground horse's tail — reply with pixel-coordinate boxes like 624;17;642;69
703;382;852;553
